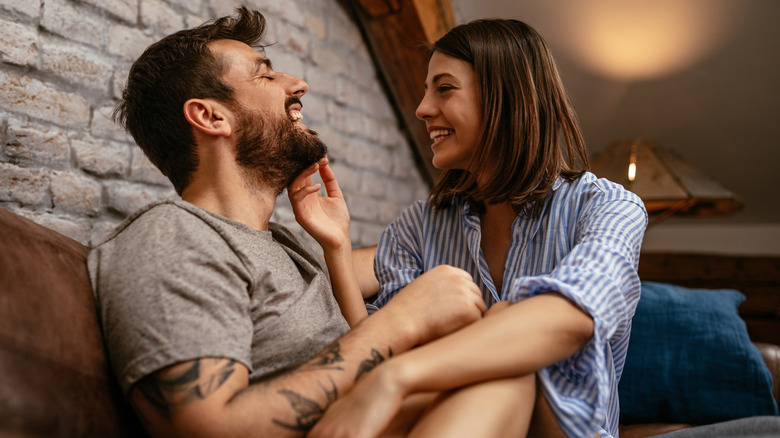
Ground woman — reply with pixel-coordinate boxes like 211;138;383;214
304;18;647;438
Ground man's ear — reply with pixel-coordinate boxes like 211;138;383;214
183;98;232;137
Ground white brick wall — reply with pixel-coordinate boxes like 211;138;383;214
0;18;37;66
41;0;108;47
0;0;428;248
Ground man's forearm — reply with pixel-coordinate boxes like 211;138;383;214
233;305;422;434
232;336;395;434
132;308;416;438
133;266;485;438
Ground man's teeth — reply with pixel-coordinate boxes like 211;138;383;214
430;129;453;140
289;110;303;123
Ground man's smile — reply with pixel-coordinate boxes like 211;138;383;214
286;97;303;123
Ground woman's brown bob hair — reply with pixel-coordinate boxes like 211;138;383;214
428;19;590;217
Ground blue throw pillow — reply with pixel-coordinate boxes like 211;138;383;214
619;281;779;424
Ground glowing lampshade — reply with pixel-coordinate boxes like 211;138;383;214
591;139;742;225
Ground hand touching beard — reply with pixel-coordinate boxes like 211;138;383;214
233;103;328;195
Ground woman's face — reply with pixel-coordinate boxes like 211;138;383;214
416;51;482;171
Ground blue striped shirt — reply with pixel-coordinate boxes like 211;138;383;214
373;172;647;438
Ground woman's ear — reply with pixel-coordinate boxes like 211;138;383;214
183;98;232;137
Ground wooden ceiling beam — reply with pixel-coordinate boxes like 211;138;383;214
341;0;457;185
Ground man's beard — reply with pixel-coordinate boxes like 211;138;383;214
233;106;328;196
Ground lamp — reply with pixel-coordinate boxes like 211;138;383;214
591;139;743;226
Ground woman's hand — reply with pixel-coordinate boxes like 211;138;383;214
287;157;350;252
288;157;367;325
308;362;407;438
483;299;510;317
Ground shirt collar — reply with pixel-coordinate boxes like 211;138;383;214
461;177;564;219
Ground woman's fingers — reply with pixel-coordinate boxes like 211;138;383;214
289;157;344;204
288;161;321;194
289;183;322;203
318;158;344;199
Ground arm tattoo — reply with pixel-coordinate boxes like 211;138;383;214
271;344;392;430
135;358;236;419
272;377;338;431
354;347;393;382
301;341;345;372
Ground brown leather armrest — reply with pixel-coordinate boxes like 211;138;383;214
0;207;146;436
755;342;780;404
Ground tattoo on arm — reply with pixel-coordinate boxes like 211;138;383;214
272;377;338;431
354;347;393;382
301;341;345;372
135;358;236;419
271;344;393;430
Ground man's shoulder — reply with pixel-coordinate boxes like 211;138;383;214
94;198;199;248
88;198;239;277
86;199;260;306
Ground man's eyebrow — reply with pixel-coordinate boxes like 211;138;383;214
253;57;273;74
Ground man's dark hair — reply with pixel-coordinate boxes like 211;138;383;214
114;6;267;194
428;19;590;217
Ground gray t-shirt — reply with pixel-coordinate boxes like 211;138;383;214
88;198;350;395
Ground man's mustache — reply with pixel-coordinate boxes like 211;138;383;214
285;96;302;112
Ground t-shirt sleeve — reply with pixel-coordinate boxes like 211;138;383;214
89;206;254;396
372;201;426;309
506;181;647;434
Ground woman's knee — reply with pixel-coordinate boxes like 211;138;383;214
408;375;537;438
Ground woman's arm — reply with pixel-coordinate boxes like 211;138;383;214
308;293;592;437
388;293;593;392
287;157;367;326
352;245;379;300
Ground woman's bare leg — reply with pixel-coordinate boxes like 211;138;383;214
377;393;439;438
527;376;566;438
386;304;566;438
405;374;536;438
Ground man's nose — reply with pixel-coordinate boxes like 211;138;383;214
285;73;308;98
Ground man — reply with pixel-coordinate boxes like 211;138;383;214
88;7;485;437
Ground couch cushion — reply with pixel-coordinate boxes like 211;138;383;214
0;207;144;437
618;281;779;425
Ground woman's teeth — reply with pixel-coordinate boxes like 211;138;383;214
430;129;453;140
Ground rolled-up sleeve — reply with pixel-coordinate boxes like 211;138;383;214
507;182;647;436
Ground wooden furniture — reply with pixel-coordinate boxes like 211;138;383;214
639;252;780;346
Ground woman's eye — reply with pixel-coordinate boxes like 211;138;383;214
438;85;454;92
